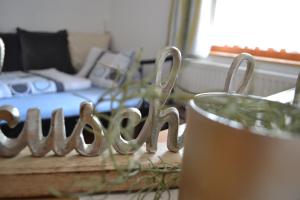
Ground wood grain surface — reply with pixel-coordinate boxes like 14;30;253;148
0;129;183;199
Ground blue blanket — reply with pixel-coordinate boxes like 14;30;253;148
0;87;143;122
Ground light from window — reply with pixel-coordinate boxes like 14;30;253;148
212;0;300;53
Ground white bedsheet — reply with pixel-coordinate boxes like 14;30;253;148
31;68;91;91
0;69;91;98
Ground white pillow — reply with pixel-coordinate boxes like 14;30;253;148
88;51;135;89
68;32;111;71
76;47;104;77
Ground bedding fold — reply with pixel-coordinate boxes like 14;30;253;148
31;68;91;91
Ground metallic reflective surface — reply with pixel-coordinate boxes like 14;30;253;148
0;46;185;157
180;93;300;200
0;38;4;70
224;53;255;94
112;46;184;154
0;102;107;157
293;73;300;107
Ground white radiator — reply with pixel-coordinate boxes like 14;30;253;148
177;59;298;97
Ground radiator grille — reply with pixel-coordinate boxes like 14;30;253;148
177;60;297;97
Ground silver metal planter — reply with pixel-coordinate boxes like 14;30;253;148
179;92;300;200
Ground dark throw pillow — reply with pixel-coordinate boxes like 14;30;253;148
17;28;75;74
0;33;23;72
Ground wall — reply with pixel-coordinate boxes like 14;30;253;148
0;0;171;58
0;0;110;33
108;0;172;59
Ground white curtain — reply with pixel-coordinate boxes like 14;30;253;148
167;0;216;58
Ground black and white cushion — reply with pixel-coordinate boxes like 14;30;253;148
88;50;135;89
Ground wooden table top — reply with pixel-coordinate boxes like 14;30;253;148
0;127;185;199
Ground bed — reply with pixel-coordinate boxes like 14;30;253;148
0;70;144;138
0;69;143;121
0;29;145;138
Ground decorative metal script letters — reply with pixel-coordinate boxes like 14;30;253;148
0;47;256;157
0;46;184;157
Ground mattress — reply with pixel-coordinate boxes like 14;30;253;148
72;87;143;113
0;87;143;122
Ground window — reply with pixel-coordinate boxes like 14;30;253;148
210;0;300;63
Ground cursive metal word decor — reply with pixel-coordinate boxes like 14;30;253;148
293;73;300;107
0;38;4;68
0;47;256;157
224;53;255;94
0;46;183;157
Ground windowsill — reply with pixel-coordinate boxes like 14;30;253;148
210;51;300;67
